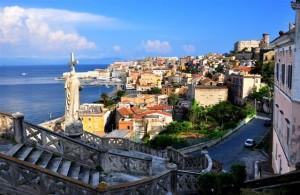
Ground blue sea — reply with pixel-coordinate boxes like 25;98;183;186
0;65;114;124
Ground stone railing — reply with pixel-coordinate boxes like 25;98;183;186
82;130;214;172
0;112;220;194
0;112;153;176
0;152;97;195
106;152;152;175
0;151;204;195
81;131;167;158
175;170;200;194
101;170;172;194
244;169;300;191
24;122;103;168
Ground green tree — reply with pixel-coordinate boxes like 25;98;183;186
168;93;179;106
163;121;192;134
251;61;274;87
189;100;207;128
116;90;126;99
250;85;271;101
147;87;161;94
101;93;109;105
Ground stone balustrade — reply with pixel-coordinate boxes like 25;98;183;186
0;112;219;194
0;152;204;195
24;122;103;168
0;152;97;195
105;152;152;175
82;131;213;172
0;112;153;176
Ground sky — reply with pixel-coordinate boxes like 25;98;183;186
0;0;295;65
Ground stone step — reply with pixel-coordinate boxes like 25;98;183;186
47;156;63;172
25;148;44;164
89;170;100;186
78;167;90;184
36;152;53;168
57;160;72;176
14;146;34;161
68;163;81;180
6;144;24;156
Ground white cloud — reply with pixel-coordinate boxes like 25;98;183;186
182;44;196;53
143;40;171;54
112;45;121;53
0;6;119;56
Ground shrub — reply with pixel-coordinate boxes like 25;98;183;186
197;165;247;195
161;121;192;135
230;164;247;189
146;135;188;149
223;121;238;130
198;173;218;195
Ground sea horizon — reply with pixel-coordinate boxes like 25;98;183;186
0;64;114;124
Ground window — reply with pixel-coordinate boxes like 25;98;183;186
287;65;292;89
287;126;290;145
281;64;285;85
276;63;279;81
275;144;278;160
286;118;290;145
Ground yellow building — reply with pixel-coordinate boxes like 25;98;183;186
162;85;188;96
193;86;228;107
137;72;162;91
79;103;111;136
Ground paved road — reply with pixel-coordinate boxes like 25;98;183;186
190;118;270;176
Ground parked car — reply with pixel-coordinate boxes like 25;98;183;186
244;139;256;148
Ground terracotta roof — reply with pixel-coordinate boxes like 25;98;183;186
234;66;253;73
117;107;134;117
131;106;144;114
134;110;172;119
148;105;173;111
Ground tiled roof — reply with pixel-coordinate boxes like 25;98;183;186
148;105;173;111
134;110;172;119
117;107;134;117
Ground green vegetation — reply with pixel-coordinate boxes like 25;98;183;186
197;164;246;195
145;121;192;149
249;85;271;102
251;61;274;87
145;87;161;94
168;93;179;106
100;92;115;107
146;134;189;149
116;90;126;99
147;100;255;149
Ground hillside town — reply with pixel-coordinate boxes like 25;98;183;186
54;32;272;142
0;0;300;194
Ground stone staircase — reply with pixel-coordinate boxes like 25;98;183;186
5;143;101;187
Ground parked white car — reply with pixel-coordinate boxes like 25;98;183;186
244;139;256;148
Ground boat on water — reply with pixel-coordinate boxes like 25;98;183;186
21;72;27;76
